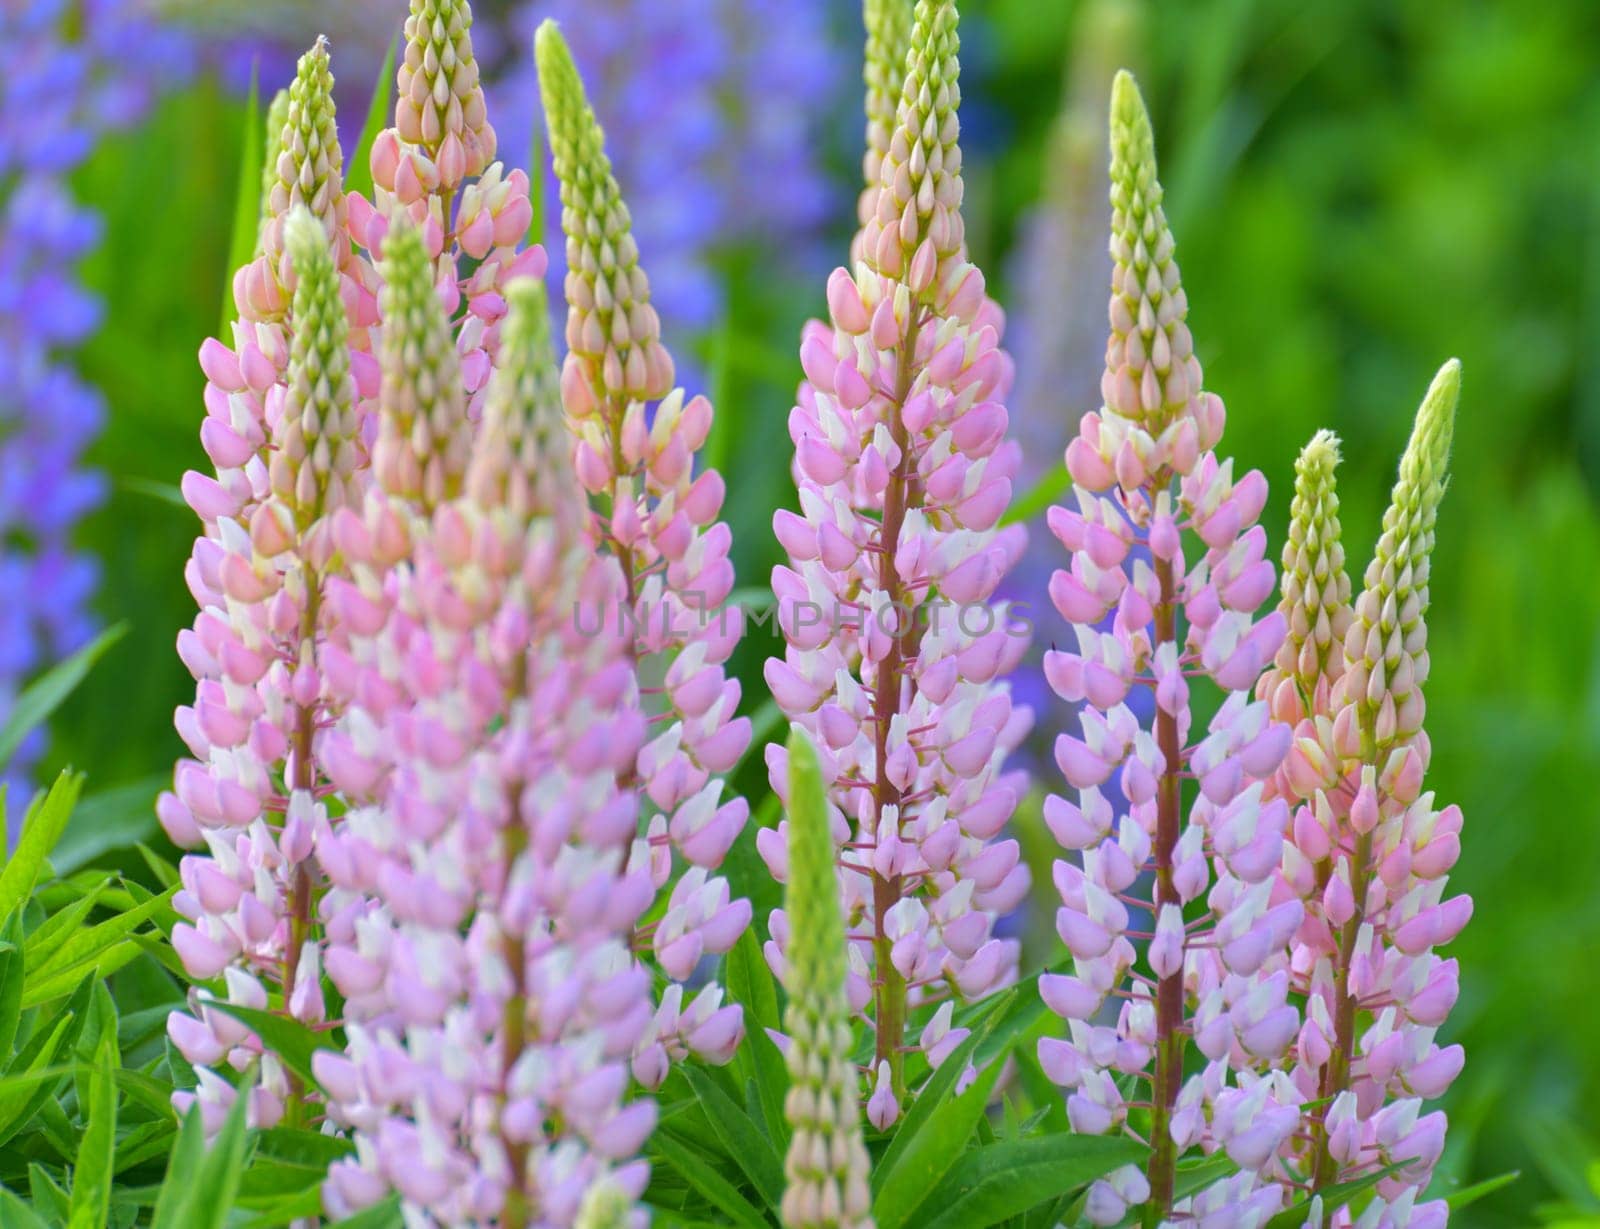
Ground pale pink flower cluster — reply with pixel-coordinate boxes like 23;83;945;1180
1259;367;1468;1228
763;0;1031;1128
163;0;560;1154
1037;72;1303;1224
313;279;658;1225
164;37;375;1134
537;18;750;1088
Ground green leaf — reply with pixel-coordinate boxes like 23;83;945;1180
0;977;91;1144
1000;461;1071;528
114;1067;181;1123
0;1187;51;1229
66;1024;119;1229
135;842;181;891
873;1052;1006;1229
0;625;126;770
28;1164;70;1221
23;887;176;1009
325;1196;403;1229
0;911;24;1057
256;1125;354;1169
725;928;780;1036
207;1002;336;1092
724;930;788;1148
0;771;82;918
24;880;111;969
1172;1152;1239;1202
1263;1165;1404;1228
23;941;141;1012
52;775;166;873
650;1131;772;1229
345;36;397;202
909;1135;1147;1229
1445;1170;1519;1209
222;66;262;337
150;1076;252;1229
872;980;1044;1218
681;1063;785;1208
147;1104;206;1229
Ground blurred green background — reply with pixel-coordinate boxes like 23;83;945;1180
41;0;1600;1222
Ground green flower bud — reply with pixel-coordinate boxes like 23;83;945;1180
373;220;468;509
859;0;964;295
1342;359;1461;750
275;208;362;529
535;20;675;410
1103;70;1204;435
257;87;290;255
1260;430;1353;722
781;729;875;1229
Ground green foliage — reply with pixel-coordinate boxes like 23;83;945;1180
0;628;125;772
221;68;262;337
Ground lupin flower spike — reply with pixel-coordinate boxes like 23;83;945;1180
1038;71;1297;1224
241;37;354;325
1339;360;1459;752
352;0;542;422
781;729;875;1229
165;207;363;1136
856;0;914;250
536;21;674;403
857;0;966;292
765;0;1030;1122
1270;362;1466;1227
371;217;470;508
273;210;364;536
537;18;753;1082
1257;430;1353;729
395;0;496;188
318;282;657;1225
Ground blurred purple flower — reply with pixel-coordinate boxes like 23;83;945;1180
495;0;848;372
0;1;188;817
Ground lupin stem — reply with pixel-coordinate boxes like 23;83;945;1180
281;569;320;1130
499;816;531;1229
1146;549;1182;1224
870;309;926;1096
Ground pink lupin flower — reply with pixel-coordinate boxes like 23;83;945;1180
165;204;366;1133
188;38;379;548
318;281;657;1227
1266;363;1466;1225
535;19;752;1081
1037;72;1298;1223
348;0;543;423
764;0;1032;1122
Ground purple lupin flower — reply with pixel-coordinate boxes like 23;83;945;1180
0;0;185;816
764;0;1032;1126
